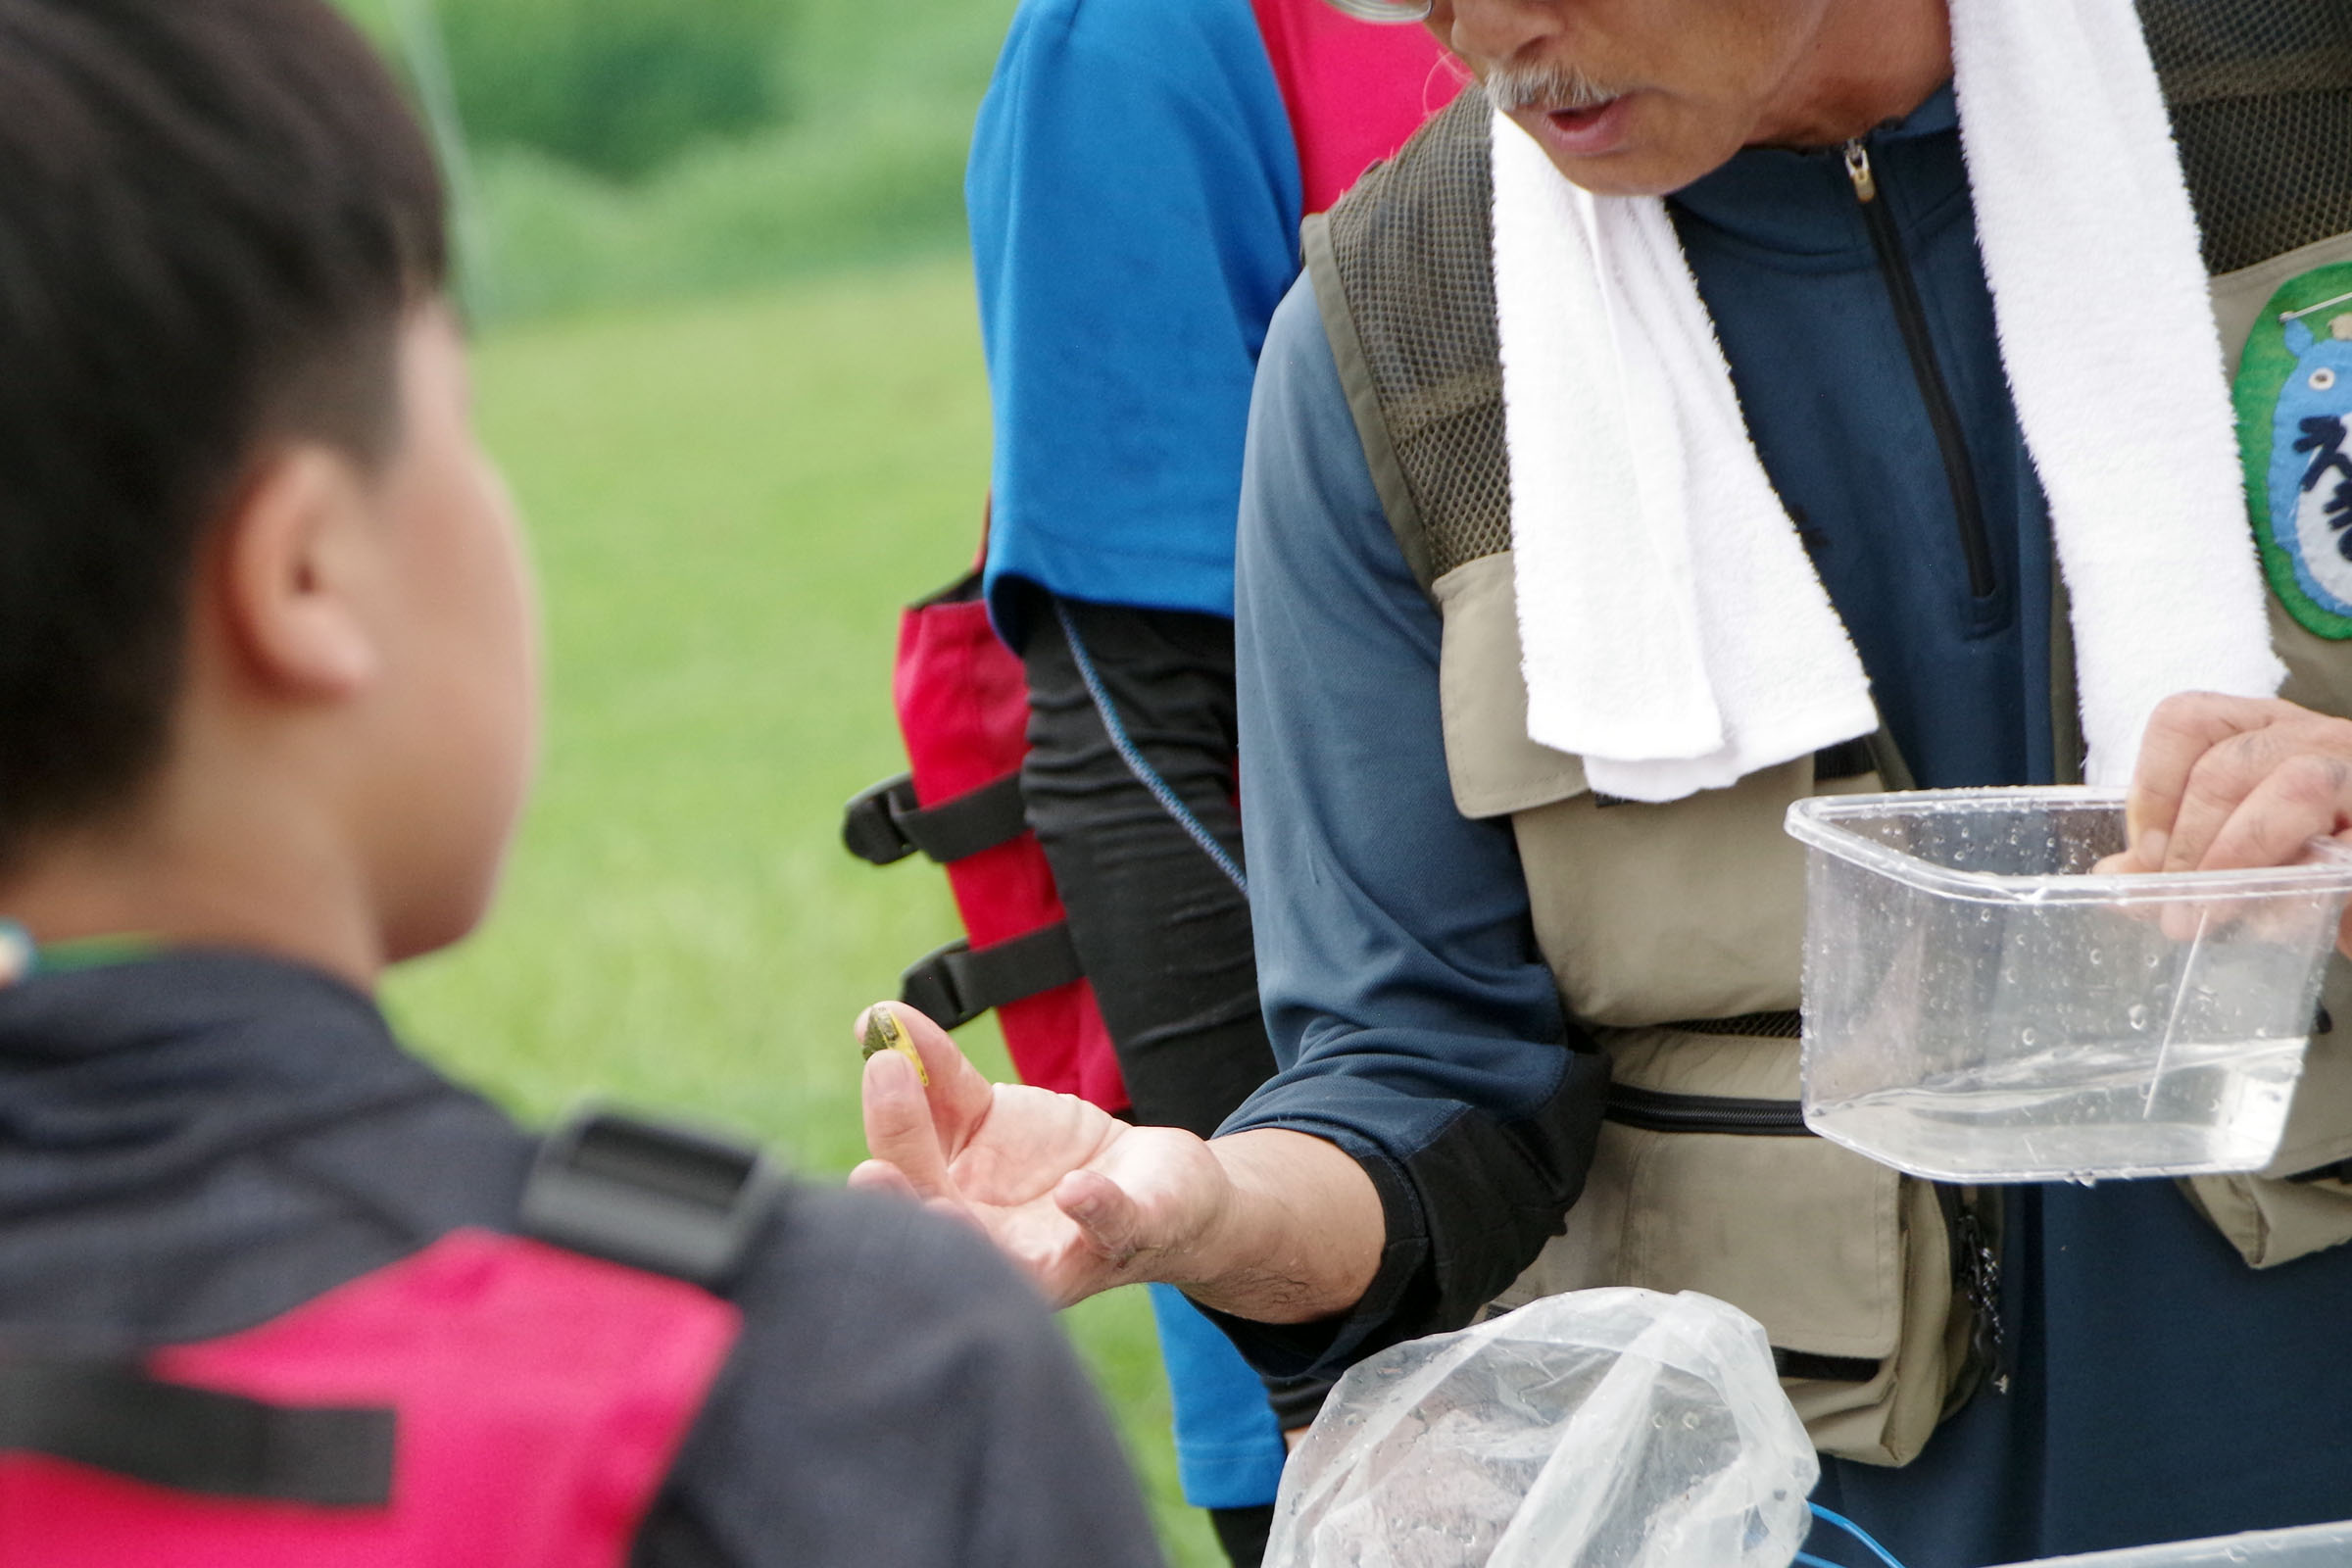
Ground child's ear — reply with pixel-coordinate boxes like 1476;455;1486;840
212;444;382;699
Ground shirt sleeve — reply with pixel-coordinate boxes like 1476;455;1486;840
969;0;1304;638
635;1188;1164;1568
1206;275;1609;1379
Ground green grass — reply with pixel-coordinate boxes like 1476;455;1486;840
381;259;1225;1567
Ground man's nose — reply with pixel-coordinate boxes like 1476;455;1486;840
1439;0;1571;74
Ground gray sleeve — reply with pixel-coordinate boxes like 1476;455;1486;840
1210;273;1606;1378
635;1188;1164;1568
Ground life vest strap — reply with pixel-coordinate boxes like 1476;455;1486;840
841;770;1030;867
901;923;1086;1033
0;1354;394;1505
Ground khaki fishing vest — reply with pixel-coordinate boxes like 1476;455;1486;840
1304;2;2352;1467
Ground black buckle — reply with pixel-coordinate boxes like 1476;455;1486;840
902;939;981;1030
521;1108;783;1287
842;773;921;865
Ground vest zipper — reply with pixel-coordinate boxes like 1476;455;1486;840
1842;138;1998;601
1604;1083;1811;1136
1939;1185;2013;1396
1614;1080;2015;1396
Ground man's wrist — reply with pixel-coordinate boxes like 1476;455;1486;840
1164;1127;1385;1324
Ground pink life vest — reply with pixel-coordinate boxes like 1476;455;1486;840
0;1229;739;1568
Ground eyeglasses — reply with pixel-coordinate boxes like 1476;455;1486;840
1320;0;1434;21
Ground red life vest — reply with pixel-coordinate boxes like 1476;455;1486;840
843;5;1458;1111
0;1229;739;1568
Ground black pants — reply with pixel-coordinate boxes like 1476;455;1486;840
1017;591;1293;1568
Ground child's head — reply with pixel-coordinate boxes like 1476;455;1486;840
0;0;538;979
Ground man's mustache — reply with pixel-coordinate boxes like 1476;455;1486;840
1483;60;1620;114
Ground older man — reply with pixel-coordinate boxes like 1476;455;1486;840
858;1;2352;1560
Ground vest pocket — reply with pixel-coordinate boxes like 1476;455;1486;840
2180;953;2352;1267
1487;1028;1984;1467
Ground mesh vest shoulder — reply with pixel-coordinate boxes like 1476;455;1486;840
1298;1;2352;1466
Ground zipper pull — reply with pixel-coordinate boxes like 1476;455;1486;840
1842;138;1878;203
1955;1205;2012;1396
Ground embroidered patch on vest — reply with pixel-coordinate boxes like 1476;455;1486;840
2238;261;2352;638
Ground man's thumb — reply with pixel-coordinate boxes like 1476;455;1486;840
1056;1169;1145;1264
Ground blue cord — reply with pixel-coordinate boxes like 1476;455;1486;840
1055;602;1250;897
1795;1555;1843;1568
1808;1504;1911;1568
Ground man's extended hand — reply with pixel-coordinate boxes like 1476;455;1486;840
848;1002;1238;1305
846;1003;1386;1319
2120;692;2352;951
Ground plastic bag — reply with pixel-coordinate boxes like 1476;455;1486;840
1266;1288;1819;1568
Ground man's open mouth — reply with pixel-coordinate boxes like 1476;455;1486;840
1546;99;1621;133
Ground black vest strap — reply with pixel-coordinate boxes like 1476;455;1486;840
842;771;1030;867
0;1354;395;1505
899;923;1086;1032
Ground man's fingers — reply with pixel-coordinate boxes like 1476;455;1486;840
860;1047;957;1200
858;1002;999;1153
2161;725;2306;875
2128;694;2277;865
2193;754;2352;875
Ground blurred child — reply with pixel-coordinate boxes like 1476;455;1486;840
0;3;1159;1563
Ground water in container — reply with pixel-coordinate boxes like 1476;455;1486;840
1785;789;2352;1184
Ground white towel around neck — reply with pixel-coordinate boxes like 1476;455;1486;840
1494;0;2285;804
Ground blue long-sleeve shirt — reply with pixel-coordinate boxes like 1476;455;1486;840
1221;88;2352;1565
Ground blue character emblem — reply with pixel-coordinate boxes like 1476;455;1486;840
2269;312;2352;617
2239;262;2352;640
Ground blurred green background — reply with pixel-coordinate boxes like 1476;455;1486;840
321;2;1234;1564
335;0;1016;321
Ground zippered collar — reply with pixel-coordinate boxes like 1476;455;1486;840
1671;81;1964;263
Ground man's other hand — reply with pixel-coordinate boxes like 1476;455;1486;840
846;1003;1386;1321
2122;693;2352;951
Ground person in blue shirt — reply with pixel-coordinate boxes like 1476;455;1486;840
965;2;1446;1560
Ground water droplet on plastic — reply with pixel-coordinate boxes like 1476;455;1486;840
2021;1027;2038;1047
2087;948;2103;966
2128;1004;2151;1031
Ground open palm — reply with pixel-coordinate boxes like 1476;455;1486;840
847;1004;1230;1305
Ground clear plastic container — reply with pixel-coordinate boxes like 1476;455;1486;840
1989;1519;2352;1566
1784;788;2352;1184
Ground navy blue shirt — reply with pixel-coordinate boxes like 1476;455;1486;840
1222;91;2352;1564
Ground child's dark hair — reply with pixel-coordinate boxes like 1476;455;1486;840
0;0;448;866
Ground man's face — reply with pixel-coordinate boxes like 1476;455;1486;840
1425;0;1835;196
